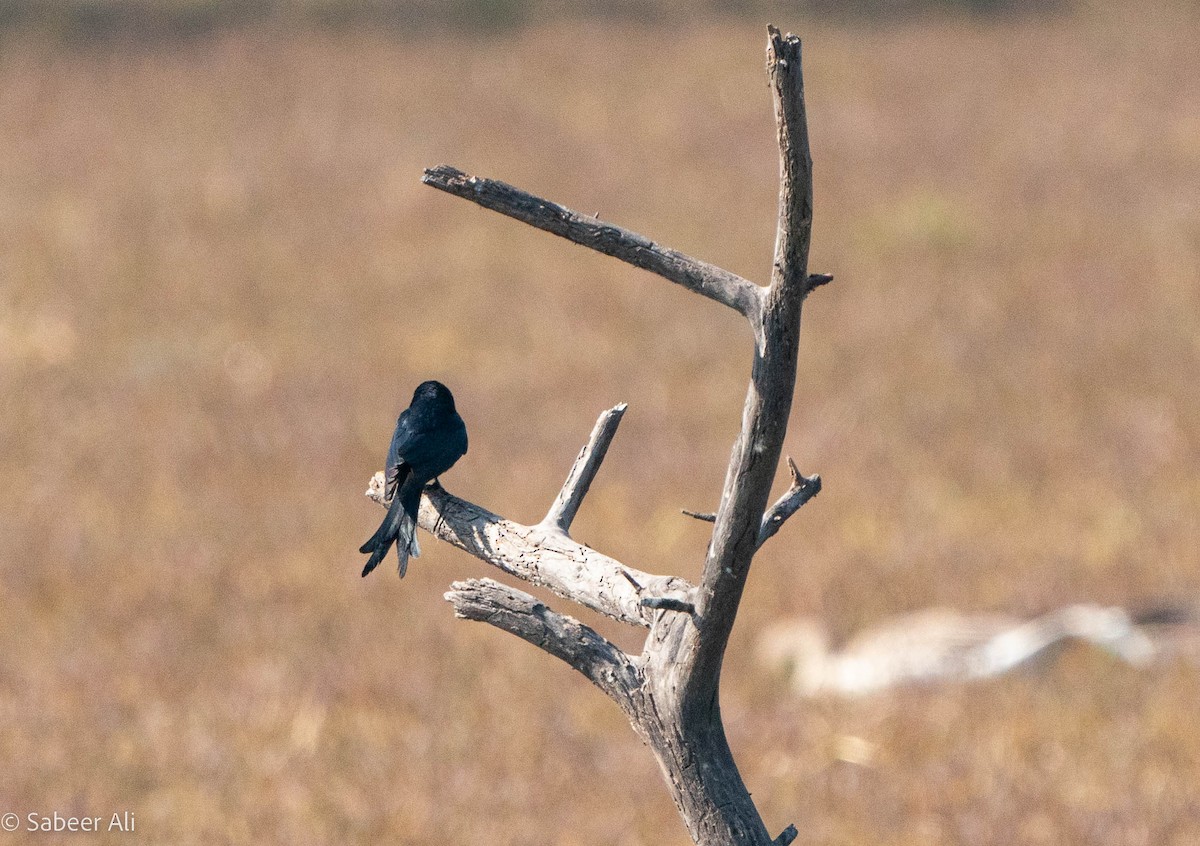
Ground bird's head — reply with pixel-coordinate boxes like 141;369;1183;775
413;380;456;410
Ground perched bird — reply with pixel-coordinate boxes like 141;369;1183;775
360;380;468;578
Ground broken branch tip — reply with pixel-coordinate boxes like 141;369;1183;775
774;824;799;846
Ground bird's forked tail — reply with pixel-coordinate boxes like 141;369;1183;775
359;479;422;578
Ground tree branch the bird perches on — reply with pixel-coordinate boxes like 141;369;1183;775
368;26;826;846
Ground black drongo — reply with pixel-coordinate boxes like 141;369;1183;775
360;380;468;578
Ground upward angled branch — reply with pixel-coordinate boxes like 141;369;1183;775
758;458;821;548
541;403;627;535
767;24;814;298
682;456;821;548
422;165;764;320
689;28;815;694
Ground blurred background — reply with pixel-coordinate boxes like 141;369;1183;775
2;0;1198;843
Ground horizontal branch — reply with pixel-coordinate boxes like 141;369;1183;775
805;273;833;294
641;595;696;614
540;403;627;535
366;473;691;628
423;165;763;319
445;578;641;703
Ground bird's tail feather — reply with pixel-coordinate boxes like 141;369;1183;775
392;479;425;578
393;513;420;578
360;488;405;577
361;476;425;578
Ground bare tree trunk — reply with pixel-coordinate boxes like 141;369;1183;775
366;26;826;846
633;629;774;844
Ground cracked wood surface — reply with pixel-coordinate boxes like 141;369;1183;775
368;25;823;846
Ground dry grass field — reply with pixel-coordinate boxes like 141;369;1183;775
2;4;1199;843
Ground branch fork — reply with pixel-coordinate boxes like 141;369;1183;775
368;25;825;846
683;457;821;549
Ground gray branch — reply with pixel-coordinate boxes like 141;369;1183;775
805;273;833;293
445;578;641;704
540;403;627;535
367;471;690;628
757;457;821;548
378;24;823;846
422;164;764;320
767;25;814;297
688;27;816;699
682;457;820;548
641;595;697;614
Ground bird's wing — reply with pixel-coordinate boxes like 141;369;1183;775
392;411;467;477
386;408;414;470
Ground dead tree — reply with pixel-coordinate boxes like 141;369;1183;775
367;27;826;846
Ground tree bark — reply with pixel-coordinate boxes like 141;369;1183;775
368;25;822;846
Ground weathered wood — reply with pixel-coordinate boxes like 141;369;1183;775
641;595;696;614
767;25;815;299
758;458;821;548
367;471;690;628
541;403;627;534
422;165;764;320
684;24;814;711
681;455;821;548
773;824;799;846
445;578;641;704
370;25;825;846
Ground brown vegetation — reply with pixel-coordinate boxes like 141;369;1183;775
2;6;1198;844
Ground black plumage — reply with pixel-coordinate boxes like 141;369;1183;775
360;380;468;577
